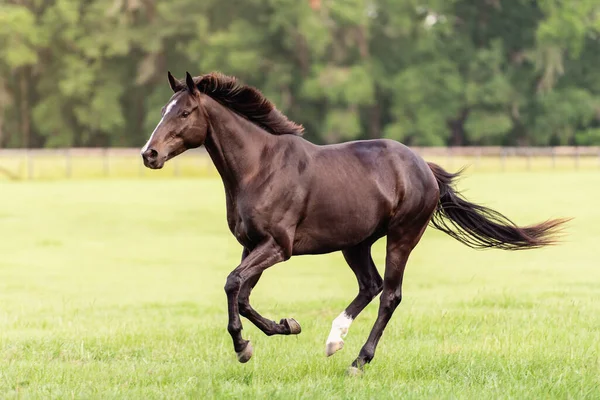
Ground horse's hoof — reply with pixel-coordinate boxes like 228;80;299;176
325;340;344;357
281;318;302;335
346;366;363;377
236;341;253;363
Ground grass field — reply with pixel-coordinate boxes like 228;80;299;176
0;169;599;399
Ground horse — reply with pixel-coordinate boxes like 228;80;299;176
140;71;569;374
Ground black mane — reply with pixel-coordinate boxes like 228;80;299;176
175;72;304;136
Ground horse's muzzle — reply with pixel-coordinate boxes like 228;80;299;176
141;148;164;169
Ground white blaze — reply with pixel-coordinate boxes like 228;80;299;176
325;312;353;356
141;99;178;153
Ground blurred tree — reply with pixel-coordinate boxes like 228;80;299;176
1;0;600;147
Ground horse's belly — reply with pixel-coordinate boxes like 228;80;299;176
292;196;391;255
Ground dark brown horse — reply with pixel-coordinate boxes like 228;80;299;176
141;71;568;374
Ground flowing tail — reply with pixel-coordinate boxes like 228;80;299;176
427;162;570;250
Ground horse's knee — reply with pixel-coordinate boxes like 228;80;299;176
224;272;242;296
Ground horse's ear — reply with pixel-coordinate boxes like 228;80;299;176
167;71;181;93
185;71;198;95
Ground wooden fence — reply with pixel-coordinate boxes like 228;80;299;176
0;146;599;180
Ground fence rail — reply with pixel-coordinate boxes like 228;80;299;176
0;146;599;180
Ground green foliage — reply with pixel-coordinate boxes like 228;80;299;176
575;128;600;145
2;0;600;147
0;8;38;68
532;88;597;145
324;108;362;142
465;111;513;143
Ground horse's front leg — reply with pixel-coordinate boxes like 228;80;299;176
237;272;301;337
235;248;301;338
224;238;288;363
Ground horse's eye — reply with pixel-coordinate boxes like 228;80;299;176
181;111;191;118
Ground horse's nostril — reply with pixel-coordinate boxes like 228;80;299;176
143;148;158;161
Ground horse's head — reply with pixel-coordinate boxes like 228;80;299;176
141;72;208;169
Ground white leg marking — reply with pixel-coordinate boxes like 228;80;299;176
325;312;353;356
141;99;178;153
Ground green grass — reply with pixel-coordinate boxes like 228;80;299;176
0;170;599;399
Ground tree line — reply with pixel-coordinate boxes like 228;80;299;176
1;0;600;148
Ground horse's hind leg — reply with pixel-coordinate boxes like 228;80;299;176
349;220;431;374
347;236;411;373
325;242;383;356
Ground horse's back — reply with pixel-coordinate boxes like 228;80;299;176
309;138;435;194
290;138;438;254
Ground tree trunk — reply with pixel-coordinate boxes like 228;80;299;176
19;67;31;148
368;96;381;139
356;25;369;59
294;31;310;77
0;113;4;148
447;108;469;146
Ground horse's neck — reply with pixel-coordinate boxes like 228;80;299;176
202;97;273;191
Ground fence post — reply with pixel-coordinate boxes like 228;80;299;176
103;148;110;177
27;149;34;180
65;148;72;179
501;148;506;171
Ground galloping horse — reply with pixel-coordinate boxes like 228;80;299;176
141;71;568;373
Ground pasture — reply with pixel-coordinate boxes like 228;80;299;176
0;167;599;399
